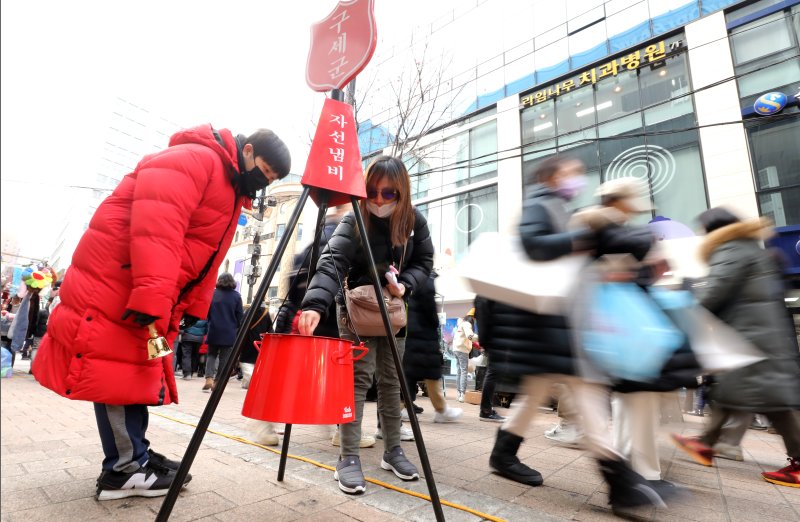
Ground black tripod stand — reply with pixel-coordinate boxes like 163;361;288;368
157;168;446;521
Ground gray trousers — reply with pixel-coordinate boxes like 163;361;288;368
454;351;469;394
701;406;800;457
337;305;405;456
205;344;231;380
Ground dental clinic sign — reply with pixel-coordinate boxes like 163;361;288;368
521;36;685;108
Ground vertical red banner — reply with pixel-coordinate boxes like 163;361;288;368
302;97;367;206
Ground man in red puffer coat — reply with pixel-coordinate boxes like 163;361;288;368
32;124;290;501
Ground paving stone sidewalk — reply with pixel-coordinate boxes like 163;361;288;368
2;360;798;521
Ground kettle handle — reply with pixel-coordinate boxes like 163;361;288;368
351;343;369;361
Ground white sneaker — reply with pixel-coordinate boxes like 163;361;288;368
433;407;463;423
252;421;279;446
543;422;583;447
457;392;465;403
400;425;415;441
331;428;376;448
375;424;415;441
401;409;410;421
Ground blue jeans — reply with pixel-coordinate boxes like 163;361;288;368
454;351;469;394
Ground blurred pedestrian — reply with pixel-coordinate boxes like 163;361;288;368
573;177;698;486
298;155;434;494
203;273;244;392
483;159;678;510
32;124;291;500
452;309;478;403
10;269;56;368
178;317;208;380
670;207;800;487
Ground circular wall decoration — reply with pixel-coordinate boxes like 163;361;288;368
606;144;676;196
455;203;484;233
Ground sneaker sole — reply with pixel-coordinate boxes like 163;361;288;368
380;459;419;481
333;470;366;494
97;487;171;501
479;417;505;423
762;475;800;488
543;434;581;447
490;469;544;487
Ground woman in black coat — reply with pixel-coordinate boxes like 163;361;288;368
298;156;434;495
403;271;462;422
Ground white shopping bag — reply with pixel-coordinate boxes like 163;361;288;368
457;232;588;315
689;307;766;373
672;305;766;374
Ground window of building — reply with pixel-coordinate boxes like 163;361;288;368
521;99;556;143
416;185;498;263
595;69;640;123
730;11;794;65
276;224;285;241
520;35;707;225
747;117;800;226
555;85;596;135
730;3;800;226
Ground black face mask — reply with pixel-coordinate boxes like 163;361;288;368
236;165;270;199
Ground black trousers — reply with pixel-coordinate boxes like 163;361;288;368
479;364;499;414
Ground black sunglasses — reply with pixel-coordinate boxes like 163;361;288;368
366;188;399;201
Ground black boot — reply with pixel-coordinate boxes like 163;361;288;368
489;429;543;486
598;459;676;511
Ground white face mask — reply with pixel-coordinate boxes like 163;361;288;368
367;201;397;218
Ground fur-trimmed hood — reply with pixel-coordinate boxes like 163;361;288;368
699;217;774;262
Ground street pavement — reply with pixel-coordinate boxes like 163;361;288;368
2;359;799;521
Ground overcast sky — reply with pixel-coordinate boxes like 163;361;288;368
1;0;461;262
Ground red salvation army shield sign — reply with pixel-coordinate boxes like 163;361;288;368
302;97;367;206
306;0;377;92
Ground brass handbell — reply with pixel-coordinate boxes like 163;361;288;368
146;324;173;360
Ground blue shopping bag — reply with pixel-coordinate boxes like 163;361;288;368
1;347;12;378
582;283;686;382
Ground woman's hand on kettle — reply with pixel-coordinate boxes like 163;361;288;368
298;310;321;336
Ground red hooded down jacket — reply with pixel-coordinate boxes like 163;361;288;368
33;124;250;406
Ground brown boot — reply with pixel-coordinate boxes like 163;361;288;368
202;377;213;392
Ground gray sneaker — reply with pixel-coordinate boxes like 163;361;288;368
334;455;366;494
381;446;419;481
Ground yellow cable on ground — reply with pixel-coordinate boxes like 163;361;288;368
151;411;506;522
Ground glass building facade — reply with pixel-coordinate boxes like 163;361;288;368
356;0;800;312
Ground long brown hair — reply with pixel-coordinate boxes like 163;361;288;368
359;155;415;247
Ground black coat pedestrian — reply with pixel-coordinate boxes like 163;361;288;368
241;305;273;365
206;288;243;346
696;219;800;411
404;272;443;382
477;185;587;379
275;218;340;337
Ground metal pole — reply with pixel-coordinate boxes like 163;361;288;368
156;187;311;522
277;192;329;481
247;189;268;304
350;197;446;522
